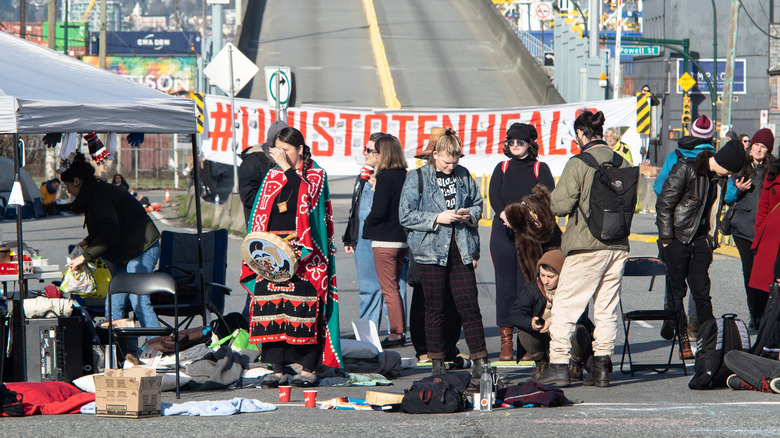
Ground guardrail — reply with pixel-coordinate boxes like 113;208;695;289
507;22;553;64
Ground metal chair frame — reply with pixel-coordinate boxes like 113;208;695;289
619;257;688;376
107;272;181;399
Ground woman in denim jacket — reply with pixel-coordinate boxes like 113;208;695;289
399;128;489;386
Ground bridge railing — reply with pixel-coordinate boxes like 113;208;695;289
506;21;553;64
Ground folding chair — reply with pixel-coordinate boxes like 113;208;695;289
107;272;181;399
619;256;688;376
154;229;231;329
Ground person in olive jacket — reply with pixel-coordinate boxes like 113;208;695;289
62;153;162;341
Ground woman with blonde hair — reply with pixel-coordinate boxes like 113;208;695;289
399;128;489;387
364;134;409;348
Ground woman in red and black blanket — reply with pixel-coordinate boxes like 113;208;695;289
240;127;341;388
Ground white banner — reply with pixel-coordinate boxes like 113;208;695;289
202;95;639;177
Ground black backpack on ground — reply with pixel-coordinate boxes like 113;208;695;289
689;314;751;390
400;371;470;414
0;383;23;417
752;283;780;358
573;151;638;241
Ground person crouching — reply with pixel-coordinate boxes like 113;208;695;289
510;250;594;381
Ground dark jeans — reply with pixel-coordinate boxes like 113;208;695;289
409;284;461;360
489;223;526;328
734;236;768;322
724;350;780;389
663;236;714;332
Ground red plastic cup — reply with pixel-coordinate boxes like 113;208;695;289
359;165;373;180
278;386;291;403
304;390;317;408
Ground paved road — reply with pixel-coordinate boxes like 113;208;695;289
240;0;539;109
2;182;779;436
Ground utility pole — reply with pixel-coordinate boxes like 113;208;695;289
19;0;26;39
722;0;740;135
47;1;56;49
588;0;599;58
99;0;106;69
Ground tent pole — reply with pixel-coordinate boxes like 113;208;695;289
12;134;27;382
191;134;207;325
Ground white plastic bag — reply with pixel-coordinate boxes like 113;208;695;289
60;246;96;295
60;265;96;295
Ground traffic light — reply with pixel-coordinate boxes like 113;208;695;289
682;95;691;126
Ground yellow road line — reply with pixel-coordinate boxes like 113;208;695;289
362;0;401;109
477;219;739;258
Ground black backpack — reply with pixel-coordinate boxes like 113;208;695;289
689;314;751;390
0;383;23;417
573;152;638;241
752;283;780;358
401;371;470;414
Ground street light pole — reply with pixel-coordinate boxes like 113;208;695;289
710;0;718;141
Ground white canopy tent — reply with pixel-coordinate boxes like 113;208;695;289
0;31;195;134
0;31;207;382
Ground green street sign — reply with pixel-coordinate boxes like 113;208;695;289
619;46;660;56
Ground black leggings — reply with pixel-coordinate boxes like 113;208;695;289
734;236;768;321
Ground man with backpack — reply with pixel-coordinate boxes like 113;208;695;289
532;110;635;388
656;138;746;359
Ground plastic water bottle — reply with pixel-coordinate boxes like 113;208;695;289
479;363;493;411
214;194;220;205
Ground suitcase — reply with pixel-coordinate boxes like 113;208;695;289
25;317;83;383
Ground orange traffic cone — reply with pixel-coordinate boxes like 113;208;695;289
163;189;171;203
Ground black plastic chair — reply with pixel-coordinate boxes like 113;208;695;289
619;257;688;376
107;272;181;399
154;230;231;330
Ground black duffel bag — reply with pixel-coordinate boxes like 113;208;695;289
400;371;470;414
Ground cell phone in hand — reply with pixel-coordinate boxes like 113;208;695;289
457;208;469;215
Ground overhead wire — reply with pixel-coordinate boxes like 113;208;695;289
739;0;780;39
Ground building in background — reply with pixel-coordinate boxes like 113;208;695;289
633;0;776;164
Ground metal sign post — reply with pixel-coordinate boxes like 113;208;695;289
264;66;292;122
204;42;259;194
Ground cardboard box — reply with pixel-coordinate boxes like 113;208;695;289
94;368;163;418
365;390;404;406
0;255;33;275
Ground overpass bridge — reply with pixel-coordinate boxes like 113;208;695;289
236;0;563;109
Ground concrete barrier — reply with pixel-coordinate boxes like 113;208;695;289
462;0;564;105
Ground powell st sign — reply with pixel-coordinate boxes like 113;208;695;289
619;46;660;56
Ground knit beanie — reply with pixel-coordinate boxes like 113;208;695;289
507;123;538;141
691;115;715;140
714;139;747;173
536;250;565;276
263;120;288;148
750;128;775;155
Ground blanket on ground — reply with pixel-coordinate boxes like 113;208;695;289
81;398;276;416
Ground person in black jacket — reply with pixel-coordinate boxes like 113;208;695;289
489;123;555;361
656;139;745;359
238;120;287;225
363;134;409;348
343;132;392;331
510;250;593;380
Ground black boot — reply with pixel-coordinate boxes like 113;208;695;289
583;355;612;387
530;363;570;387
568;359;584;381
432;359;447;376
532;359;549;380
465;357;488;393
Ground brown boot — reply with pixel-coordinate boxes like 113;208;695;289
532;358;549;379
679;333;694;360
499;327;514;361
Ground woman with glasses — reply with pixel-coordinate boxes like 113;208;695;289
489;123;555;361
363;134;410;348
343;132;388;331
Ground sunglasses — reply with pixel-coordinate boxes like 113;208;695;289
364;147;377;154
504;139;527;147
742;140;750;144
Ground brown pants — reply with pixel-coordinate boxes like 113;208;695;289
373;247;408;336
